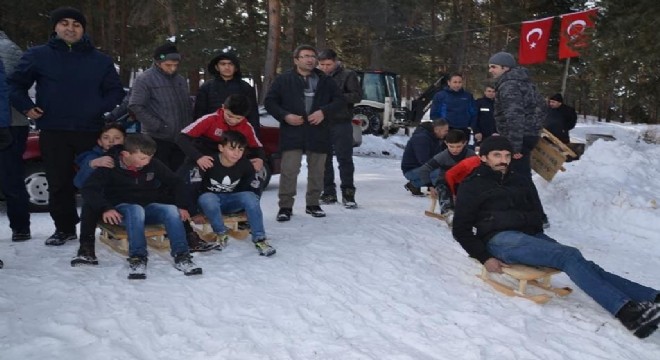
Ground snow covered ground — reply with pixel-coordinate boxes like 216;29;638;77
1;119;659;359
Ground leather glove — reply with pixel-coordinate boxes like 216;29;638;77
0;127;13;150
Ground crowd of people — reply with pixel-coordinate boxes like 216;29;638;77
1;6;659;338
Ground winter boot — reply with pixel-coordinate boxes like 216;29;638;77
617;301;660;338
254;238;276;257
127;256;148;280
341;188;357;209
45;231;77;246
276;208;292;222
174;252;203;276
404;182;424;196
187;231;222;252
71;245;99;267
12;230;31;242
305;205;326;218
320;192;338;204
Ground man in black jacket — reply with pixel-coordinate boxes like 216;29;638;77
473;85;496;145
452;136;660;339
317;49;362;209
265;45;345;221
545;93;577;144
194;52;260;138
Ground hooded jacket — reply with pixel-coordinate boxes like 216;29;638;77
452;163;544;263
194;52;260;136
430;88;477;129
8;35;125;132
493;67;546;153
326;64;362;124
400;122;445;173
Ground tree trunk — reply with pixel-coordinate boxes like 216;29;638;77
314;0;327;49
246;0;264;99
261;0;282;104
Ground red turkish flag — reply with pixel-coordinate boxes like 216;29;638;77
559;9;598;59
519;17;554;65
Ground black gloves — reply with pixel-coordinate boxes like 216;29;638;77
0;127;13;150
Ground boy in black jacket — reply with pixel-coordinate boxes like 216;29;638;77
81;134;202;279
197;131;275;257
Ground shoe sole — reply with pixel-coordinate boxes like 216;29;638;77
305;210;326;217
259;249;276;257
180;268;203;276
128;273;146;280
276;215;291;222
634;310;660;338
71;259;99;267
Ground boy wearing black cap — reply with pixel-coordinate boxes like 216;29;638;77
452;135;660;339
8;6;125;246
546;93;577;144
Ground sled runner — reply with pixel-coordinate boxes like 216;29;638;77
478;264;573;304
424;193;446;220
98;223;168;256
190;212;250;240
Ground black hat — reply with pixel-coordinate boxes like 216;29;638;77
549;93;563;103
50;7;87;30
153;43;181;62
479;135;513;156
488;52;516;68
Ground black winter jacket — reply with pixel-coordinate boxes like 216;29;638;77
264;68;345;153
400;122;445;173
327;65;362;123
81;151;186;213
545;104;577;144
194;52;260;137
452;164;544;263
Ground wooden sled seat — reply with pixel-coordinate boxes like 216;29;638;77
98;223;168;256
478;263;572;304
190;212;250;240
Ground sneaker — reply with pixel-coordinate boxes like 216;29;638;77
187;231;222;252
320;192;338;204
211;232;230;250
617;301;660;338
127;256;148;280
305;205;326;218
12;230;31;242
71;247;98;267
45;231;77;246
342;188;357;209
174;252;203;276
254;239;276;257
404;182;424;196
276;208;292;222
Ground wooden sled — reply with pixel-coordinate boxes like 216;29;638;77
190;212;250;241
531;129;579;182
424;193;446;220
98;223;168;256
478;264;572;304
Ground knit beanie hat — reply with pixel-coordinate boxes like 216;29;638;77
51;7;87;30
549;93;563;103
488;52;516;68
479;135;513;156
153;43;181;62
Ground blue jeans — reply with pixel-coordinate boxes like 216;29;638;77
115;203;189;258
403;168;440;188
324;122;355;194
197;191;265;242
488;231;659;315
0;126;30;232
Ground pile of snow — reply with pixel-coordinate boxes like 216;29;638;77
1;122;659;359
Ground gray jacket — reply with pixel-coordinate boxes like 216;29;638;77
416;147;476;186
493;67;546;153
128;65;192;141
0;31;28;126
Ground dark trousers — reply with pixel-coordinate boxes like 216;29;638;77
40;130;98;233
0;126;30;232
323;122;355;194
79;204;103;250
511;135;546;216
154;138;185;172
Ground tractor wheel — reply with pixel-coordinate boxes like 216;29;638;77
353;106;382;135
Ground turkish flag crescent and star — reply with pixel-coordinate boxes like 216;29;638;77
518;17;554;65
559;9;598;59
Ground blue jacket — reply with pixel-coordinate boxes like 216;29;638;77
8;35;125;132
73;145;105;189
400;122;445;173
0;58;9;127
430;88;477;129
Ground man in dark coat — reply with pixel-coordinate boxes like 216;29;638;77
400;119;449;195
452;135;660;339
8;7;125;245
194;52;260;138
473;85;497;145
545;93;577;144
317;49;362;209
264;44;345;221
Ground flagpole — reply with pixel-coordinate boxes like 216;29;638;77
560;57;571;96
